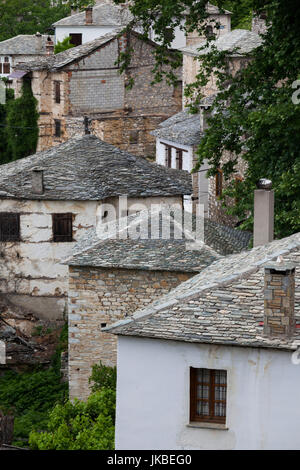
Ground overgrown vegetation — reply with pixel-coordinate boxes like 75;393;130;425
29;362;116;450
0;323;68;447
54;36;75;54
0;80;39;164
117;0;300;239
0;1;95;42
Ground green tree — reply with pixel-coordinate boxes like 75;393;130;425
0;1;96;42
118;0;300;238
29;361;116;450
0;85;14;164
54;36;75;54
5;80;39;161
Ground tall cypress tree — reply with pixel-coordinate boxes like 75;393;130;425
6;79;39;161
0;86;14;165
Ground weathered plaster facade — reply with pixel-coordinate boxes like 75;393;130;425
0;199;98;321
68;266;192;400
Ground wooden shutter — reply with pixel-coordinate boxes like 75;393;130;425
0;213;20;242
52;213;73;242
54;81;61;104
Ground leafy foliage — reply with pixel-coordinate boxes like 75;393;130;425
0;324;68;446
29;390;115;450
29;361;116;450
5;80;39;162
0;1;98;42
54;36;75;54
121;0;300;238
89;361;117;393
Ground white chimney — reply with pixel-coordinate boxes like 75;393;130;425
200;106;212;131
35;32;43;52
253;179;274;247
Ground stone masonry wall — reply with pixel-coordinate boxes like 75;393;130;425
68;266;193;400
31;34;182;157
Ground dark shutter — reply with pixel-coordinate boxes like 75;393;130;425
69;33;82;46
0;213;20;242
54;119;61;137
55;81;61;104
52;213;73;242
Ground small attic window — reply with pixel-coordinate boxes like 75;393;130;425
0;213;20;242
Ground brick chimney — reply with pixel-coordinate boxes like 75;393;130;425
46;36;54;55
32;168;44;195
263;259;296;337
253;179;274;247
85;6;93;25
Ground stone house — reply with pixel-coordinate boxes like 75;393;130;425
64;207;251;400
0;34;54;81
181;28;263;104
53;2;231;51
0;134;191;323
107;231;300;450
152;29;262;225
15;30;183;158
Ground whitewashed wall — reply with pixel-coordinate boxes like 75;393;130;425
0;199;99;321
156;138;193;172
0;195;185;321
116;336;300;450
55;25;116;45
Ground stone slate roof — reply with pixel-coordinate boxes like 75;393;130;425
107;232;300;351
151;110;202;146
0;135;192;201
64;207;251;271
53;3;133;27
17;30;121;71
181;29;263;57
0;35;54;55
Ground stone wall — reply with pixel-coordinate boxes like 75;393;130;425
68;266;193;400
31;33;182;157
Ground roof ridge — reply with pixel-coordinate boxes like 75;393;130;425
105;233;300;333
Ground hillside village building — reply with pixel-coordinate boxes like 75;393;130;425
53;2;232;50
0;34;54;80
15;30;182;158
65;208;251;400
152;29;262;225
0;135;191;323
108;232;300;450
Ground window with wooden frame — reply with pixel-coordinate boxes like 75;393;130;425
215;169;223;198
190;368;227;424
54;119;61;137
0;213;20;242
69;33;82;47
52;213;73;242
165;145;172;168
176;149;183;170
54;81;61;104
3;57;10;74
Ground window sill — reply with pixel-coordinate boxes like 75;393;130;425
187;422;228;431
